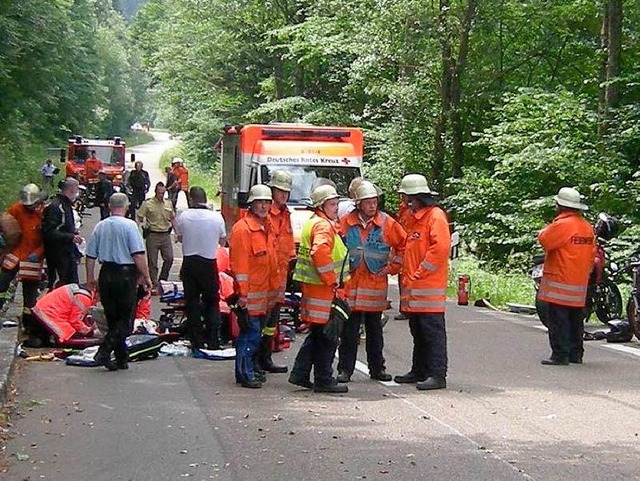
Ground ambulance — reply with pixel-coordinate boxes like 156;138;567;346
219;124;363;241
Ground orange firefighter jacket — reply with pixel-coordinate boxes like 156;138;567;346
173;165;189;192
267;203;295;302
84;158;103;180
1;203;44;277
32;284;95;342
299;211;345;325
538;211;596;308
397;201;413;233
400;205;451;313
340;211;406;312
229;212;279;316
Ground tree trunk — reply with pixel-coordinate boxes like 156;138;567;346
598;0;623;138
450;0;477;179
433;0;453;185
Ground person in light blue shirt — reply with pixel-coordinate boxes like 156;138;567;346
86;193;152;371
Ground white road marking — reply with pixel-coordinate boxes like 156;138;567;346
353;359;399;386
601;344;640;356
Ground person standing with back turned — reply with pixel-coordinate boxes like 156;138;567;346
538;187;595;366
394;174;451;391
86;193;152;371
176;187;226;351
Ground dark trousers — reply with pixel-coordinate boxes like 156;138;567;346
181;255;220;350
128;192;146;218
99;203;110;220
169;190;179;210
408;313;448;379
46;252;78;289
0;267;39;310
98;263;138;362
547;303;584;362
236;315;263;382
338;311;386;376
290;324;338;386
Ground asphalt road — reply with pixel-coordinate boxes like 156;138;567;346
3;133;640;480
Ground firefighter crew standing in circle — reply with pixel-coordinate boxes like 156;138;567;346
254;170;295;375
230;184;279;389
537;187;596;365
288;184;350;394
337;181;406;383
394;174;451;391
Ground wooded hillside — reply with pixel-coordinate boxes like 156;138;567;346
0;0;150;209
132;0;640;264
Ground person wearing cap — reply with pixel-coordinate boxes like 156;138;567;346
86;193;152;371
252;171;295;375
337;181;406;383
394;174;451;391
0;184;46;338
171;157;190;207
175;186;226;351
229;184;279;388
42;177;84;289
538;187;596;365
288;184;350;394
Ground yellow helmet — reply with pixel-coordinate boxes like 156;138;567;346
311;184;340;208
348;177;366;198
247;184;273;203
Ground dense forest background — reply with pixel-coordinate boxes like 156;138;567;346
1;0;639;269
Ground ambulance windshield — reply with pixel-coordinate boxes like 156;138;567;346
262;165;361;205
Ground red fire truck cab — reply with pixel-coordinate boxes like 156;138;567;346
64;135;132;186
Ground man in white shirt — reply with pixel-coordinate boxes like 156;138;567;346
176;186;226;351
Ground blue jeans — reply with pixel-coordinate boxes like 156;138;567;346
235;315;263;382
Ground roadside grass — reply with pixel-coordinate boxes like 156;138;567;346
124;131;154;147
159;146;220;205
447;255;536;309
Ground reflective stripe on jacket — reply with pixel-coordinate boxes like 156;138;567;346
267;204;295;302
537;211;596;307
32;284;94;342
400;206;451;313
295;212;347;325
293;213;349;286
229;213;279;316
341;211;406;312
5;202;44;262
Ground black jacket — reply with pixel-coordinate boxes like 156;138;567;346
42;194;76;255
128;169;151;195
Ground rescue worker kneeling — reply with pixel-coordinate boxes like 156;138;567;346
230;185;279;388
538;187;595;365
288;184;350;394
26;284;98;347
337;181;406;383
395;174;451;391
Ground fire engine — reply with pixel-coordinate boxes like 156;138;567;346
219;124;363;241
64;135;133;186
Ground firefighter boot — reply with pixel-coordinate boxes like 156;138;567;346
258;335;288;373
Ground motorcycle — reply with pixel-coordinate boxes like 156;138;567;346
532;212;622;326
